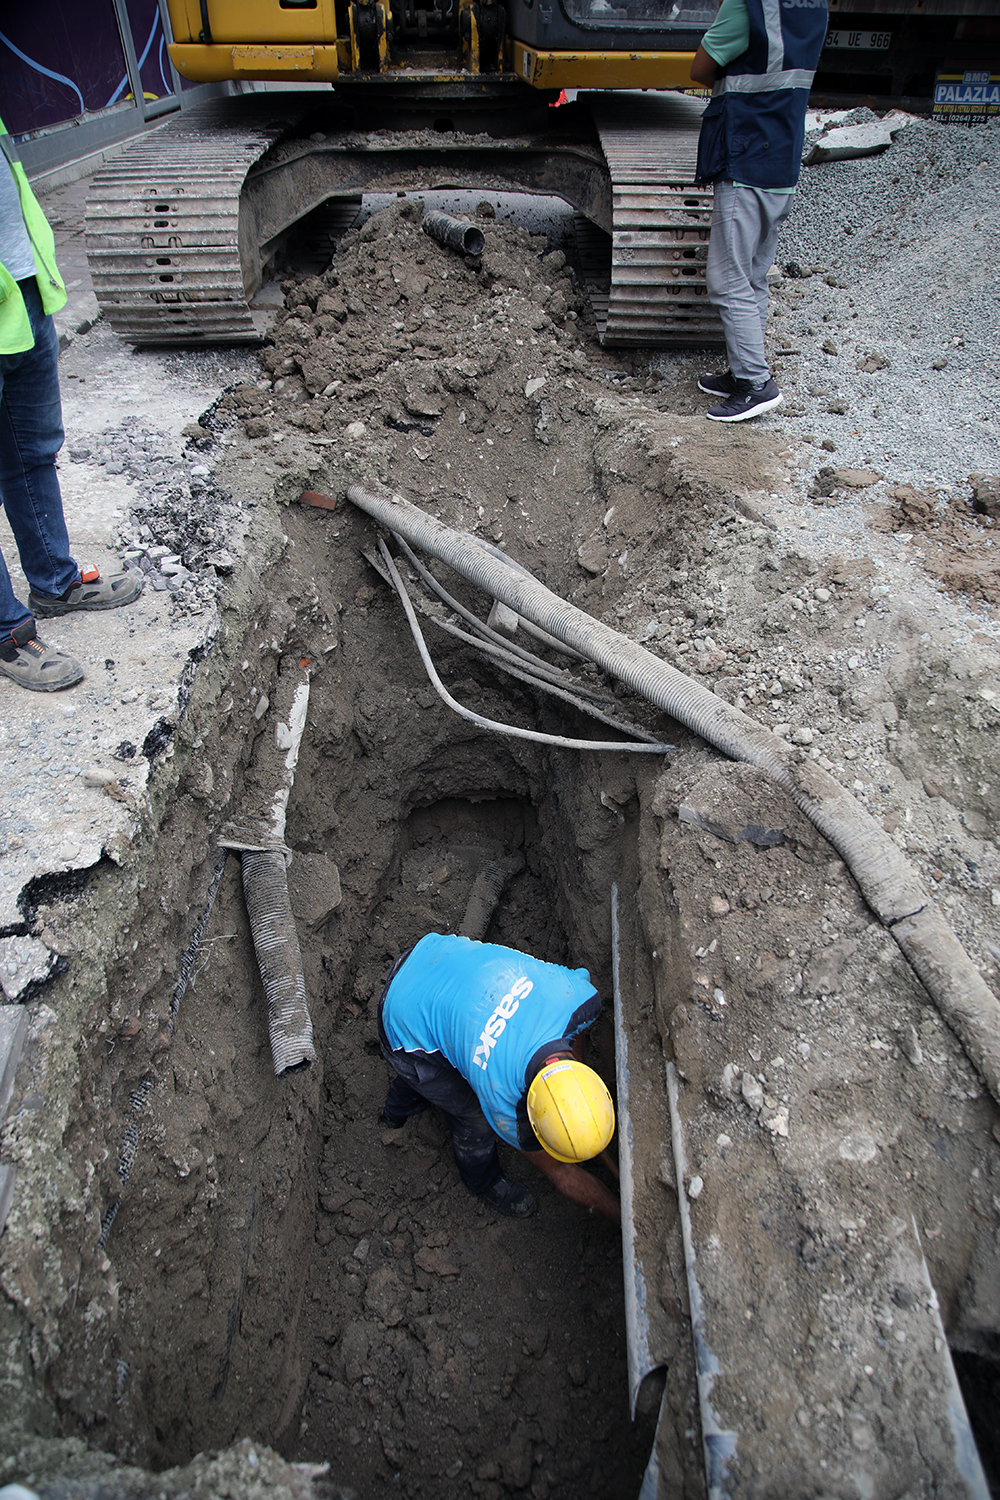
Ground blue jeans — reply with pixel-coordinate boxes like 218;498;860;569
0;279;78;636
706;180;795;386
378;980;502;1197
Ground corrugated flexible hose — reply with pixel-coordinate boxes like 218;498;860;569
345;482;1000;1110
223;658;316;1077
460;854;526;941
242;849;316;1075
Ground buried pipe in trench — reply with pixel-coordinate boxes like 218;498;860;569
364;541;666;748
345;482;1000;1110
220;660;316;1076
377;537;673;754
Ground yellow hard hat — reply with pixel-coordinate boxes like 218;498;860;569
526;1060;615;1163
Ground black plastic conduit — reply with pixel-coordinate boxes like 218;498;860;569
346;482;1000;1108
422;211;486;257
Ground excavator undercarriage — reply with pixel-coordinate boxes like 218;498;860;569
84;0;724;348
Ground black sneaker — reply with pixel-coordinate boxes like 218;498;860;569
698;369;738;397
479;1175;536;1218
0;618;83;692
379;1111;407;1130
706;379;784;423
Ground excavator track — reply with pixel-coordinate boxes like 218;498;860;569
581;90;723;348
86;100;291;345
86;90;721;349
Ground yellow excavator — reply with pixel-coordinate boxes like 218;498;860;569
85;0;725;347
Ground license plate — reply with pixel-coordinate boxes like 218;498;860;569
824;29;892;49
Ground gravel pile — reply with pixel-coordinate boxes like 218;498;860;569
767;115;1000;490
68;417;245;617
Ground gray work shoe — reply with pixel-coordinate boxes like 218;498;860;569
30;564;143;617
0;618;83;692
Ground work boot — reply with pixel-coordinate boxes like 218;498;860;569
30;564;143;617
479;1175;536;1218
0;618;83;692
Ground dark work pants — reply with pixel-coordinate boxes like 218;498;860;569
378;995;502;1196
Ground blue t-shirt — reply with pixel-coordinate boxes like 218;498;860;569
382;933;600;1149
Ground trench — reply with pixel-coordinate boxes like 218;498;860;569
44;494;670;1499
14;179;1000;1493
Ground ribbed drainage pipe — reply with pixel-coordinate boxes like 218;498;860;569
221;659;316;1076
345;482;1000;1108
242;849;314;1074
459;853;525;940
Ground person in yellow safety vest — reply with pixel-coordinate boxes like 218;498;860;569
0;118;142;693
378;932;621;1222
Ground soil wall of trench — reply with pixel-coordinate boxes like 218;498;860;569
2;198;1000;1500
2;489;682;1499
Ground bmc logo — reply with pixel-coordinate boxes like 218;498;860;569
783;0;828;10
471;977;534;1070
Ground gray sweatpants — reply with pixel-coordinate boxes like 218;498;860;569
705;179;795;386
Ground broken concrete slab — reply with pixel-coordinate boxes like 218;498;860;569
0;938;58;1003
806;121;897;165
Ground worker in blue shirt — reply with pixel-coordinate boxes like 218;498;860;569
691;0;829;422
377;933;620;1221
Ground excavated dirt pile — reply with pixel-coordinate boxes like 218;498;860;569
3;172;1000;1500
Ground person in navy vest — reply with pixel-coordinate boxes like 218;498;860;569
377;933;621;1222
690;0;829;421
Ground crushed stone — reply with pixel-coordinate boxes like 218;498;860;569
770;114;1000;489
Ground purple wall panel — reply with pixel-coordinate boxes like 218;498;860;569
124;0;178;101
0;0;178;136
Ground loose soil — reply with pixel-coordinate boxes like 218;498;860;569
3;146;1000;1500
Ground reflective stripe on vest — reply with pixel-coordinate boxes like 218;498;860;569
714;0;821;94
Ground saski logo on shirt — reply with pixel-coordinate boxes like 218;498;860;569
471;977;534;1071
